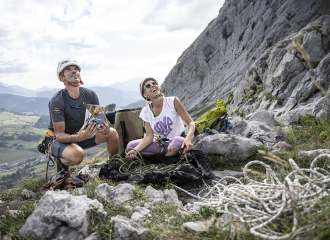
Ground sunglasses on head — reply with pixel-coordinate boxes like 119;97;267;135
144;81;158;89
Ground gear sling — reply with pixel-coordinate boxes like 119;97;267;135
38;129;57;179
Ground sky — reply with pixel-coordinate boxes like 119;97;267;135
0;0;225;90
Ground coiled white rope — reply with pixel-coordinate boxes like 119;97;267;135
172;154;330;239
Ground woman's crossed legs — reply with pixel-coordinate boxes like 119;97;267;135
126;136;184;156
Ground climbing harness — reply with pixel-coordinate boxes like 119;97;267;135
172;153;330;239
38;129;57;179
155;135;169;154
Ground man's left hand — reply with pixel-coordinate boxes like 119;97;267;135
98;122;110;135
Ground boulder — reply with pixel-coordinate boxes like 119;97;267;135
133;207;150;217
248;111;275;128
21;189;36;200
164;189;183;208
94;183;135;204
145;186;165;203
232;111;278;137
181;217;216;232
302;30;325;68
115;183;135;203
194;134;262;161
94;183;116;203
131;212;145;222
111;215;149;240
19;191;106;240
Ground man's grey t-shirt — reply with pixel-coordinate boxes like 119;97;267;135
48;87;99;135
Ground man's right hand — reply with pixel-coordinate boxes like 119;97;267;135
78;122;97;141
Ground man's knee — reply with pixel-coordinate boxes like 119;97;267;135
62;145;84;165
108;128;118;141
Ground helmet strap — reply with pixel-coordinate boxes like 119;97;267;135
64;79;84;87
60;71;84;87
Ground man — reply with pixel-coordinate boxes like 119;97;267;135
45;58;119;190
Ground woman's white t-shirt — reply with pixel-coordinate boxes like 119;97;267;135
139;97;184;139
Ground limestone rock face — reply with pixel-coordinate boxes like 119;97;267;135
162;0;330;120
226;15;330;124
19;191;105;240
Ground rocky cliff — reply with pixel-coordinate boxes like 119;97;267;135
161;0;330;122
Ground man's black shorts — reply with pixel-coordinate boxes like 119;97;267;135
44;136;97;158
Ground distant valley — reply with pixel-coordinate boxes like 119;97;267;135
0;77;146;116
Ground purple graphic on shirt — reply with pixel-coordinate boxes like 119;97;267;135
154;116;173;138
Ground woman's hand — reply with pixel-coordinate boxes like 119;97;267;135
125;149;137;159
181;137;193;151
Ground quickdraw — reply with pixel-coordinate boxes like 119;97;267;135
155;135;169;155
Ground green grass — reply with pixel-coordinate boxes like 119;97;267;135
0;203;37;238
1;115;330;239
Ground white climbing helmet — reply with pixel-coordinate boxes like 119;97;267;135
56;58;81;80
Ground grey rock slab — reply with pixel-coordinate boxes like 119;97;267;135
133;207;150;217
21;189;36;200
145;186;165;203
181;218;216;232
111;215;149;240
115;183;135;203
194;134;262;161
19;191;105;240
94;183;116;203
248;111;275;128
164;189;183;208
181;221;209;232
131;212;145;222
302;30;325;68
298;149;330;158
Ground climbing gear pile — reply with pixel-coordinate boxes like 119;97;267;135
100;148;210;185
63;172;89;190
172;153;330;239
195;100;230;134
106;148;187;177
53;170;70;191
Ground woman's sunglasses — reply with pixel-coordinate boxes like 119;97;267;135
144;81;158;89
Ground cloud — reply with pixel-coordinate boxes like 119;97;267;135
141;0;224;31
0;0;225;90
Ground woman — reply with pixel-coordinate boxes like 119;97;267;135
125;77;195;159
